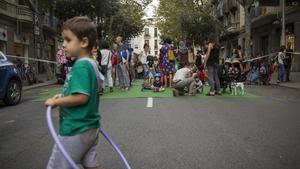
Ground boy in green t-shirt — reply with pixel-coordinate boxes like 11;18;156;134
45;16;101;169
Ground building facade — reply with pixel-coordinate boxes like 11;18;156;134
251;3;300;71
0;0;59;73
216;0;300;71
216;0;245;59
129;17;162;57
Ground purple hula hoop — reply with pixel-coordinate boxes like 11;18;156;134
46;106;132;169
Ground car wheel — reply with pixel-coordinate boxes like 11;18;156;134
3;79;22;106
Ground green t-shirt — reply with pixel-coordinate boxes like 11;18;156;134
59;59;100;136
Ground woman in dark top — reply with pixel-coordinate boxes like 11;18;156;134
204;37;221;96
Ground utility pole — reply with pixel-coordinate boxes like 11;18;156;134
280;0;286;46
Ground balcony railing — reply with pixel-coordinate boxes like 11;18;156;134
144;34;150;39
226;22;240;33
0;0;32;22
16;5;32;22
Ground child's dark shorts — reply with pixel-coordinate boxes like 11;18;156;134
46;128;99;169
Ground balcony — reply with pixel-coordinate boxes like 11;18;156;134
251;6;281;28
226;22;240;34
0;0;32;22
43;14;59;31
144;33;150;39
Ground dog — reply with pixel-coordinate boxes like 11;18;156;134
231;82;245;96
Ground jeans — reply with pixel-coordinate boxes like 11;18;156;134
117;63;130;88
278;63;285;82
207;63;220;93
142;64;149;80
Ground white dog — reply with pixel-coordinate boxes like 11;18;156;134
231;82;245;96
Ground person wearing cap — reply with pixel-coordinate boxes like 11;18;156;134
189;74;204;96
151;73;165;92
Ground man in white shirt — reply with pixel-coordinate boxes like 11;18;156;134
172;64;195;96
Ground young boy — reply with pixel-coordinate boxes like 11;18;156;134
151;73;165;92
45;16;101;169
189;74;204;96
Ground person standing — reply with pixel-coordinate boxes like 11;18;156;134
188;48;196;67
45;16;101;169
139;44;150;80
277;45;286;83
285;43;293;82
111;43;118;86
115;36;130;90
204;37;221;96
177;41;188;69
161;39;176;88
100;40;113;93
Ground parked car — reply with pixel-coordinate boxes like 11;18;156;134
0;51;22;105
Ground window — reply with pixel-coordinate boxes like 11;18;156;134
144;28;150;36
145;40;149;45
154;28;158;37
154;40;158;49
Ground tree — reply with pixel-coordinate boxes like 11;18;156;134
236;0;256;59
54;0;151;41
156;0;222;45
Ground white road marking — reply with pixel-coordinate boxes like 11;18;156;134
5;120;15;123
147;97;153;108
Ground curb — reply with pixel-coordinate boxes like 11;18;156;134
23;80;57;91
270;82;300;91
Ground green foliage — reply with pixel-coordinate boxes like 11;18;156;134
48;0;152;40
156;0;223;45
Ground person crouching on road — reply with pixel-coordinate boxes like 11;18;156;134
172;63;196;96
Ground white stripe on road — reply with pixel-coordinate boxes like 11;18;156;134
147;97;153;108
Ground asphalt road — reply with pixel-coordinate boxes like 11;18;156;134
0;85;299;169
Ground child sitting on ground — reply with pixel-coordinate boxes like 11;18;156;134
189;74;204;96
151;73;165;92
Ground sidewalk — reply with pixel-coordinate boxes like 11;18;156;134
22;74;57;91
271;72;300;90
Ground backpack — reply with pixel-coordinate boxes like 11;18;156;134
168;50;175;61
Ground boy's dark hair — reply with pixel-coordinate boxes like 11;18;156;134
62;16;97;52
100;40;110;49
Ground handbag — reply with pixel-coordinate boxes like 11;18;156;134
168;50;175;61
